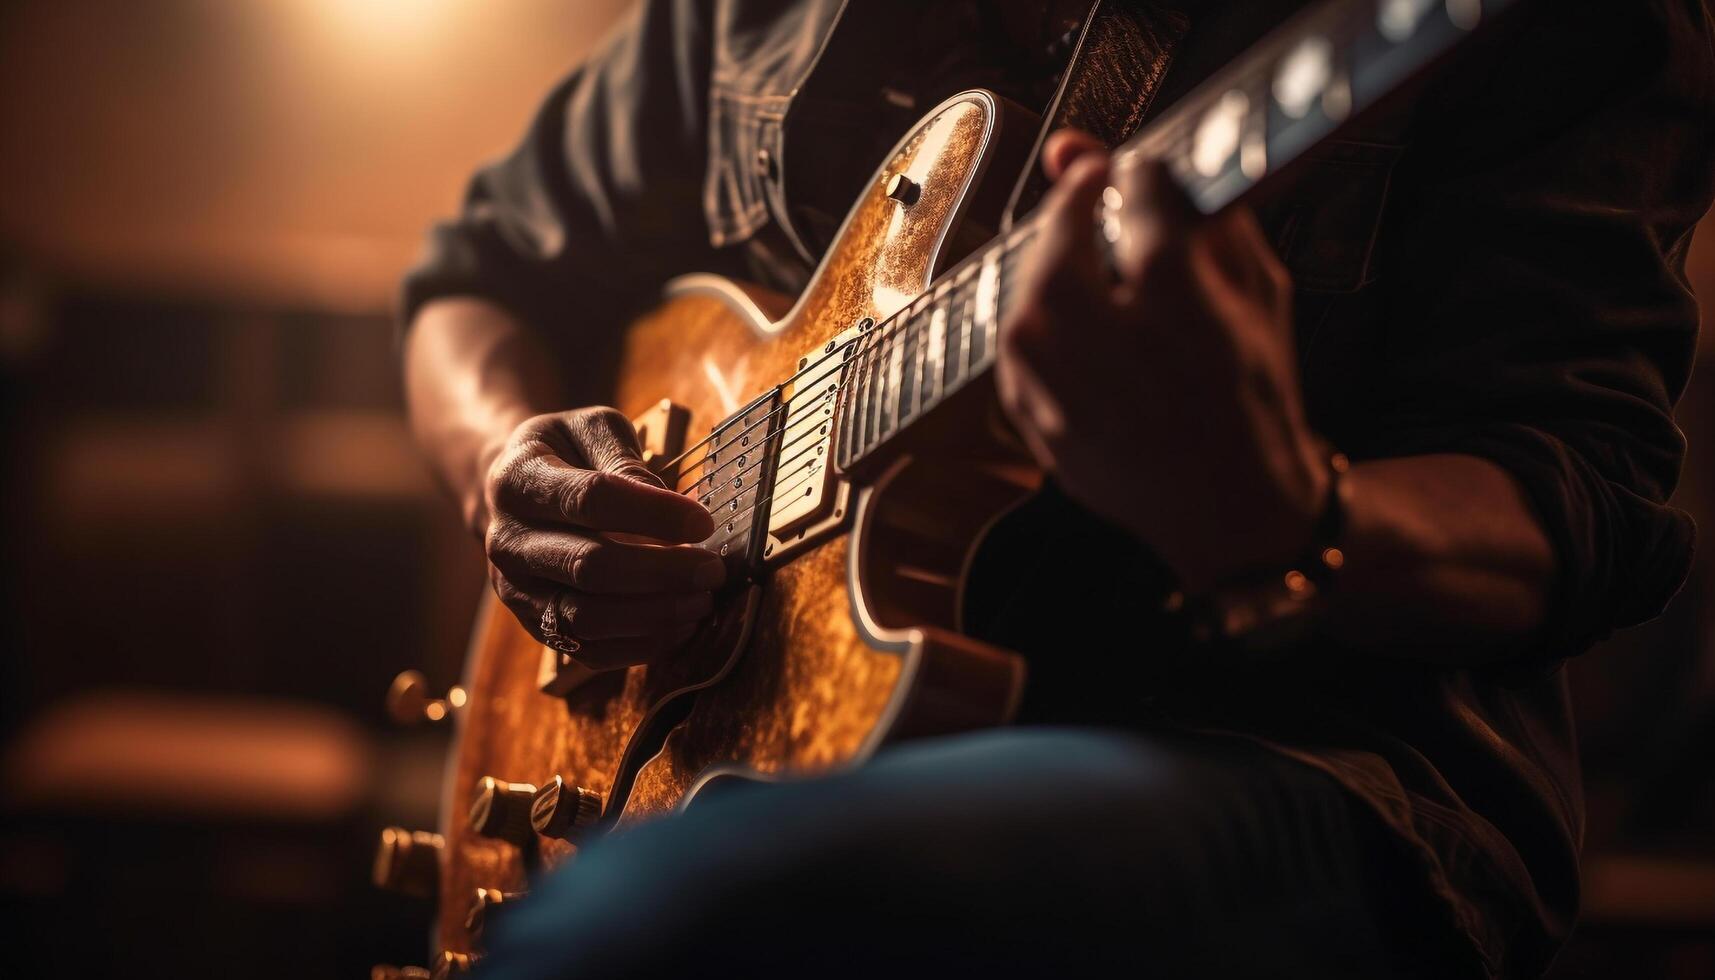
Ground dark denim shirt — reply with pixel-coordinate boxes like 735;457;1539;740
401;2;1715;976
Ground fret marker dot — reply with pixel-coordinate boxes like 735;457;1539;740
1192;90;1249;178
1378;0;1438;42
1273;36;1333;120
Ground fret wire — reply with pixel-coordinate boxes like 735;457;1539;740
900;303;922;424
925;293;945;409
867;320;886;452
854;326;876;458
883;313;899;437
955;271;974;386
839;338;862;470
885;310;906;437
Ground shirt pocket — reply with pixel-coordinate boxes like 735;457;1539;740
704;85;790;248
1262;139;1405;294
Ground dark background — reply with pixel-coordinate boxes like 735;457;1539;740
0;2;1710;977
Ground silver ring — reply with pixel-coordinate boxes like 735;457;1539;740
539;598;581;654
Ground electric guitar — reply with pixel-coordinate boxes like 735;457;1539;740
370;1;1526;974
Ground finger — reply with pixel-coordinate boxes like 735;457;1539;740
548;589;712;640
490;570;699;669
495;453;715;542
1199;206;1293;312
1042;128;1107;181
490;526;726;594
564;407;665;488
1109;158;1200;292
1026;153;1112;315
995;328;1068;474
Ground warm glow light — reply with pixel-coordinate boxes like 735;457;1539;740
306;0;463;44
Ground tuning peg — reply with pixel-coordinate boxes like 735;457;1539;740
531;775;604;841
464;886;525;941
386;669;467;725
372;826;443;898
469;776;538;845
371;967;431;980
431;951;477;980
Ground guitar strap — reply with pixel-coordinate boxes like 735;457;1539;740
1003;1;1190;228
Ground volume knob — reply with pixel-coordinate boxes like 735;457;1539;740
531;775;604;841
373;826;443;898
885;172;920;205
469;776;538;845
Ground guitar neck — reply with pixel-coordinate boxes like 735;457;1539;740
835;0;1520;472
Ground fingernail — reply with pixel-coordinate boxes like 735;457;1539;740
692;559;726;591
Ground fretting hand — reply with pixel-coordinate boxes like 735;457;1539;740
996;130;1330;592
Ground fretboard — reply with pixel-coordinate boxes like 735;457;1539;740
834;0;1521;471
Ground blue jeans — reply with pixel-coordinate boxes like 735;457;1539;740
479;729;1430;978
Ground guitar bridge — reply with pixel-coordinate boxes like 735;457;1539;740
687;391;785;576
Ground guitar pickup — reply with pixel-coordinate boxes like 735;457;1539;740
765;329;860;556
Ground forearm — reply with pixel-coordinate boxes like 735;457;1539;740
1321;453;1555;660
405;297;563;535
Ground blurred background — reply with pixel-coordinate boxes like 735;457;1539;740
0;1;1709;977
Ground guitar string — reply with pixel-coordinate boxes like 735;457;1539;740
692;283;994;552
670;301;975;499
665;305;934;492
695;402;837;512
656;321;886;479
671;351;850;495
683;309;994;514
655;232;1013;482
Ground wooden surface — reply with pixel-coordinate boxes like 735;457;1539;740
435;92;1029;955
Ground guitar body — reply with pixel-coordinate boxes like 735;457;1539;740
434;90;1041;956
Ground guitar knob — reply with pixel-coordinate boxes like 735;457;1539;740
432;951;477;980
469;776;538;845
386;669;466;725
371;967;431;980
372;826;443;898
885;172;920;205
464;886;524;941
531;775;604;841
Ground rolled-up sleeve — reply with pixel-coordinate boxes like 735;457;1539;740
399;0;721;336
1353;0;1715;655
